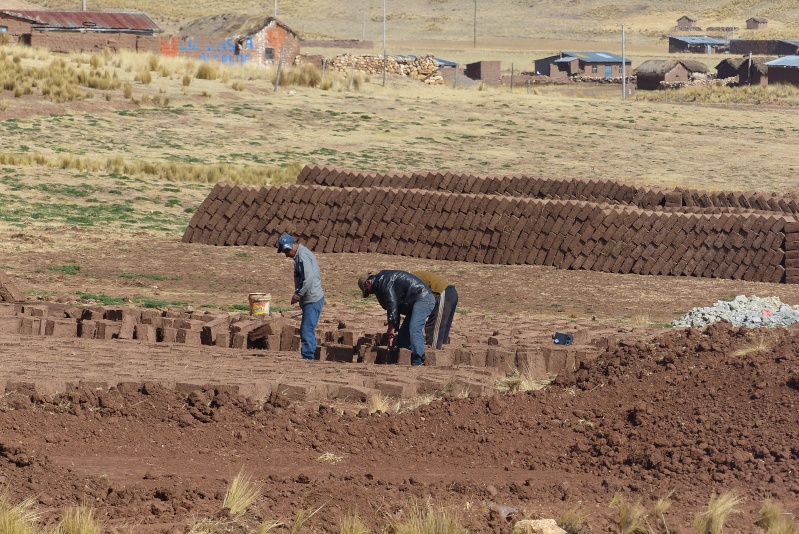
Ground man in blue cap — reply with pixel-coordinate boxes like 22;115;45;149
277;233;325;360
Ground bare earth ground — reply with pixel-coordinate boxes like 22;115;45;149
2;228;799;532
2;22;799;530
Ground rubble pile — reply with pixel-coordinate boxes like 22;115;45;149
659;76;736;89
328;53;443;84
672;294;799;328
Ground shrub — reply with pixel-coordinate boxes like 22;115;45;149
196;63;218;80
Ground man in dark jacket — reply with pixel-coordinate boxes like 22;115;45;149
358;270;435;366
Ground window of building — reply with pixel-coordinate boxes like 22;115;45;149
264;47;274;60
591;65;597;74
0;26;7;32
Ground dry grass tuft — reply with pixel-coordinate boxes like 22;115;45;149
495;367;552;394
610;494;647;534
289;504;325;534
391;498;465;534
558;505;589;534
222;467;262;517
439;378;471;399
694;492;741;534
732;332;773;357
367;393;401;414
196;63;219;80
0;492;40;534
317;452;344;464
340;511;369;534
57;504;103;534
756;499;798;534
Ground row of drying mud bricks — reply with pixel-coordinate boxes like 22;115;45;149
183;183;792;283
0;302;581;372
296;165;799;215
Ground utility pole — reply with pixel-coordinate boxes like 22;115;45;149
274;0;277;18
621;24;626;100
383;0;388;87
473;0;477;48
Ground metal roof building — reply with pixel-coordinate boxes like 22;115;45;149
669;36;729;54
765;55;799;87
0;10;161;33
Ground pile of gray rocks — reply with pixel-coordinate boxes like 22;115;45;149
671;295;799;328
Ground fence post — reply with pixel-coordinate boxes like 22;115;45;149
510;63;514;93
454;64;458;89
527;79;531;94
274;47;284;91
349;59;355;90
321;58;327;86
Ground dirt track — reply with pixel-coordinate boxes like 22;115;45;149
2;230;799;532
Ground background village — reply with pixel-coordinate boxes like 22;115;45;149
1;8;798;91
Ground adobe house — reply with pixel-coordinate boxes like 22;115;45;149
0;10;161;52
676;15;699;30
634;59;709;90
716;57;746;79
464;61;501;84
746;17;768;30
669;36;729;54
737;56;773;86
765;55;799;87
534;51;631;81
162;14;300;66
729;39;799;55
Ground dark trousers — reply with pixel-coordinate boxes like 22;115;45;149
424;285;458;350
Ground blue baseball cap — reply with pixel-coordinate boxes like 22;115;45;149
276;234;295;253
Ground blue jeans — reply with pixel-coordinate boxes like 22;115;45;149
396;294;435;365
300;297;324;360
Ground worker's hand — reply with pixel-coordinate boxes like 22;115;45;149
386;326;396;348
290;294;299;305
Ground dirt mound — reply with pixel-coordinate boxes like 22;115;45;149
0;322;797;532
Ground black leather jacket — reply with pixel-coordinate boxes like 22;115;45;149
370;270;433;327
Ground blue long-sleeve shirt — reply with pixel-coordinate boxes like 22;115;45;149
293;244;324;306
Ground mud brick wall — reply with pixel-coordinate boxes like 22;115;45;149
29;31;159;53
183;183;791;283
295;165;799;216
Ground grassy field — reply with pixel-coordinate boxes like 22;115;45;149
11;0;799;45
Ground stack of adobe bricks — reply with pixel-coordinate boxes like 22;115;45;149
182;171;794;283
0;270;23;303
295;165;799;215
0;301;624;378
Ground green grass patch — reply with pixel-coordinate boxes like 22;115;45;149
76;291;124;305
118;273;168;281
49;264;81;275
139;298;188;308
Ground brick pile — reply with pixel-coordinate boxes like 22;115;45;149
329;54;443;84
0;301;645;398
0;301;629;378
295;164;799;215
183;182;791;283
0;269;23;302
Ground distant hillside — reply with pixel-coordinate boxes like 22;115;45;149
8;0;799;43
